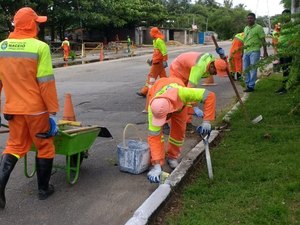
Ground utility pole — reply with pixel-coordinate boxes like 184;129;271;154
291;0;300;14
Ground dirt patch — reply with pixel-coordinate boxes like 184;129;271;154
166;40;183;46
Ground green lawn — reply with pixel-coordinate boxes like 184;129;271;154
166;75;300;225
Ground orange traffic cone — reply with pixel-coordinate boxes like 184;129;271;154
100;48;104;61
202;75;217;86
63;93;76;121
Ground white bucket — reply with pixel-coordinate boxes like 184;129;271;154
117;124;150;174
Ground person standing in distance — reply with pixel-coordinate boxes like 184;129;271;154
243;13;268;92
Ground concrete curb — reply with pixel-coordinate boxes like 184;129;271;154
223;93;249;122
222;77;262;122
124;130;219;225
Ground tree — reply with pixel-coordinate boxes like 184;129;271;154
281;0;291;9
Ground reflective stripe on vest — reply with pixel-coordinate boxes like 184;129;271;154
37;74;55;83
0;51;38;59
0;38;53;79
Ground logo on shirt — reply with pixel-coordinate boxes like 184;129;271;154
1;41;8;50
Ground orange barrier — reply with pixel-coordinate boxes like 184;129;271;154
63;93;76;121
100;48;104;61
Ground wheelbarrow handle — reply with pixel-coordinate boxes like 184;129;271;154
0;130;9;134
1;123;9;128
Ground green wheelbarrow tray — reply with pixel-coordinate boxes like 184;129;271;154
24;125;112;184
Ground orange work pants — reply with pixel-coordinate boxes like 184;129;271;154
63;48;70;61
148;107;187;165
141;61;167;111
229;53;243;73
3;113;55;159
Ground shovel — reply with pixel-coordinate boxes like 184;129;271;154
196;127;213;180
211;35;263;124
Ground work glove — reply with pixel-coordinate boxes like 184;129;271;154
193;107;204;118
216;47;225;57
163;61;168;68
147;164;162;183
196;121;211;136
35;114;58;139
48;114;58;136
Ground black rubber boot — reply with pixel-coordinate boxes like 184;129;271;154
0;154;18;209
36;158;55;200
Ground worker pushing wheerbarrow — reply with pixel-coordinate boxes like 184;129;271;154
0;7;112;210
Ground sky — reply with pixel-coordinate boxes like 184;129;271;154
214;0;285;17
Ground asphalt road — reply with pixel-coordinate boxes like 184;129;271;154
0;42;237;225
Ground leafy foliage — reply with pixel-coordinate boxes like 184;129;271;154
278;13;300;89
0;0;251;41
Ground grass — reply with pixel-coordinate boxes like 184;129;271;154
164;75;300;225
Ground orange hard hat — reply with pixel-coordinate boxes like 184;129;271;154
150;27;159;36
214;59;228;77
150;27;164;39
14;7;47;28
150;98;171;126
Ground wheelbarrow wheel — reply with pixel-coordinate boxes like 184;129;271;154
68;152;86;168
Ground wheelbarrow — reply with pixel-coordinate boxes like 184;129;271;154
24;123;112;184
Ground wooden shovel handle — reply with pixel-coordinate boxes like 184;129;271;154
211;35;242;102
63;125;100;134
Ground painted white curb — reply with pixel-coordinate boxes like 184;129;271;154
125;184;171;225
223;93;249;122
124;130;219;225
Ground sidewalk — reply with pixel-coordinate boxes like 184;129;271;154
51;43;218;68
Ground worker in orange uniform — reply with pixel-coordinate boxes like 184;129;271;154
61;37;70;62
146;77;216;183
272;23;281;55
0;7;59;209
229;32;244;81
136;27;168;97
169;52;227;130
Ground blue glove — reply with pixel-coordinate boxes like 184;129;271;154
193;107;204;118
163;61;168;68
196;121;211;135
48;114;58;136
216;47;225;56
147;164;162;183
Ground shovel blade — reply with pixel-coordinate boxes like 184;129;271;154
252;115;263;124
98;127;113;138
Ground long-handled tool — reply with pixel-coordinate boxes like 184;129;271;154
211;35;263;124
197;131;213;180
